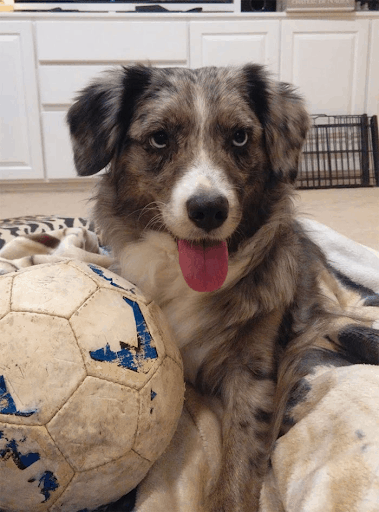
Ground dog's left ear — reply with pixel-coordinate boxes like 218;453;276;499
244;64;310;183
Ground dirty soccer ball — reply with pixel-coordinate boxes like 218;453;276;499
0;260;184;512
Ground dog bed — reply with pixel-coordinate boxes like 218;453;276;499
0;215;94;251
1;215;379;512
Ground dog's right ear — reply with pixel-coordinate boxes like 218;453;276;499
67;66;152;176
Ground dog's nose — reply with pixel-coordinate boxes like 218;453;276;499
186;194;229;232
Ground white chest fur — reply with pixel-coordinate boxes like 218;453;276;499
117;232;209;381
117;230;251;383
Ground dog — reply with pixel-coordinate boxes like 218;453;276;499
67;64;379;511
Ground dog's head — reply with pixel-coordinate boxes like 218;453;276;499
67;64;309;292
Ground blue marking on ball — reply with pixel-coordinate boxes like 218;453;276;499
89;296;158;373
90;343;139;372
88;264;136;294
0;375;36;417
39;470;59;503
0;437;40;470
151;390;157;401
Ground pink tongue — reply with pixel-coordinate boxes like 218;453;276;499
178;240;228;292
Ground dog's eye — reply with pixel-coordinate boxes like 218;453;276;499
150;131;169;149
232;129;248;147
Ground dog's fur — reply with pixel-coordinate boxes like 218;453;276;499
67;64;378;511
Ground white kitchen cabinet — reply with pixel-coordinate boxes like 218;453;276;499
280;19;370;115
0;13;377;183
190;20;280;76
0;21;44;180
367;19;379;117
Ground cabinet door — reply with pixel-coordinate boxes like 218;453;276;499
36;21;188;64
190;21;280;76
367;20;379;117
281;20;369;115
0;22;44;180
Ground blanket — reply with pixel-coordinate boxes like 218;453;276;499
1;218;379;512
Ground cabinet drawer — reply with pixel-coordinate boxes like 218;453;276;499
39;65;112;106
39;61;186;106
36;21;188;63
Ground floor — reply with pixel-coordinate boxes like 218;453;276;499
295;187;379;251
1;185;378;251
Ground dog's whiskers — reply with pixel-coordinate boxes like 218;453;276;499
144;213;165;233
137;201;166;222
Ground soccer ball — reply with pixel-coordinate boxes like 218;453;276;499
0;260;184;512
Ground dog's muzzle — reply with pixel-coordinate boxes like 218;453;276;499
175;193;230;293
186;193;229;233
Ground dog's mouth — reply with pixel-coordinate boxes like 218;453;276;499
177;239;228;293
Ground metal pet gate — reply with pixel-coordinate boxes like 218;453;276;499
297;114;379;189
